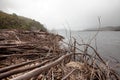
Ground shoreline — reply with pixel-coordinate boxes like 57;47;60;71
0;29;120;80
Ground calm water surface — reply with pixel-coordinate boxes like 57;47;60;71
57;31;120;61
57;30;120;73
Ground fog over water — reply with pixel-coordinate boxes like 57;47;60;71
0;0;120;30
57;30;120;62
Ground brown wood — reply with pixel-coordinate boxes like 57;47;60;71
0;60;49;79
0;58;41;73
61;69;76;80
11;53;72;80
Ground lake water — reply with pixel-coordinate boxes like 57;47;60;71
57;30;120;62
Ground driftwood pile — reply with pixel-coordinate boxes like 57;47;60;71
0;29;63;66
0;29;120;80
0;29;64;79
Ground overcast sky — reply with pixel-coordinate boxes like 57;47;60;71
0;0;120;30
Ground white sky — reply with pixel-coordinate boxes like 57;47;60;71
0;0;120;30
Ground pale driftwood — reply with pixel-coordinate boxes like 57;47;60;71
61;69;76;80
0;58;43;73
0;53;44;58
0;60;49;79
11;53;72;80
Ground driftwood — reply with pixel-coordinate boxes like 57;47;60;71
0;60;49;79
0;55;57;74
11;53;72;80
0;29;119;80
0;53;45;58
61;69;76;80
0;58;43;73
0;29;63;79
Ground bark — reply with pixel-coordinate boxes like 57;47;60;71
0;60;49;79
11;53;72;80
0;58;42;73
61;69;76;80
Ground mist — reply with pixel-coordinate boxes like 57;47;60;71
0;0;120;30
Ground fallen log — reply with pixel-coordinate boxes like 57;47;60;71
61;69;76;80
0;57;55;73
0;60;49;79
0;58;42;73
11;53;73;80
0;53;45;58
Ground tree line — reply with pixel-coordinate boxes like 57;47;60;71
0;11;47;31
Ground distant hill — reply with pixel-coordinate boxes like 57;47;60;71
85;26;120;31
0;11;47;31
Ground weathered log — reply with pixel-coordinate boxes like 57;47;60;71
0;60;49;79
0;56;56;73
11;53;72;80
0;58;42;73
0;53;44;58
61;69;76;80
0;43;35;49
